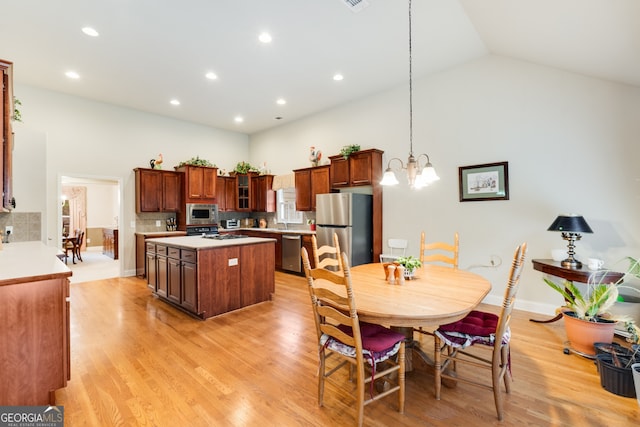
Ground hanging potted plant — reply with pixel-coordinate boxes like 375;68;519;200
544;256;640;356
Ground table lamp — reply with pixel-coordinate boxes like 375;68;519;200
547;214;593;269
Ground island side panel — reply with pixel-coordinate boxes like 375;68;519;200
240;241;276;306
198;246;242;318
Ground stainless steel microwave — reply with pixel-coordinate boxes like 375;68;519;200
186;203;219;225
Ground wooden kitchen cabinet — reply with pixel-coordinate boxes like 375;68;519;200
302;234;315;269
251;174;275;212
235;173;254;211
243;230;282;270
102;228;118;259
137;231;187;278
329;149;383;188
155;244;168;298
1;59;14;211
149;243;198;313
216;176;237;211
176;165;217;203
146;243;157;291
294;165;330;211
134;168;182;213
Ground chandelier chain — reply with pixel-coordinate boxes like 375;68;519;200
408;0;413;156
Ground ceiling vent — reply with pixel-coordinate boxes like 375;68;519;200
339;0;370;13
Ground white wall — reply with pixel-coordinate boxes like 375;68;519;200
250;54;640;315
86;182;119;228
13;84;250;276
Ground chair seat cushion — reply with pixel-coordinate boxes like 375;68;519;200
436;310;510;349
320;322;404;364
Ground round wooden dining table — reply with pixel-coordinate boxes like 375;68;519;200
346;262;492;370
347;263;492;328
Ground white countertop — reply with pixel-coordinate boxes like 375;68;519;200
0;241;72;285
146;235;277;250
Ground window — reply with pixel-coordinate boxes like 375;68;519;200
276;188;303;224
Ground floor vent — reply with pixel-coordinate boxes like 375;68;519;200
339;0;370;13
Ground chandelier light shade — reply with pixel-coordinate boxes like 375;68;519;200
380;0;439;190
547;214;593;269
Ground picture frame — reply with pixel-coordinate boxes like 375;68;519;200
458;161;509;202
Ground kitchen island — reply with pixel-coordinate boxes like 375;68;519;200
145;235;276;319
0;242;72;405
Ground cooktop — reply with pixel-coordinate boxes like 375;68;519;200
202;234;248;240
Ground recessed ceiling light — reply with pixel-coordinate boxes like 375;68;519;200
205;72;218;80
258;32;272;43
170;99;180;106
81;27;99;37
333;73;344;81
234;116;244;123
276;98;286;105
65;71;80;79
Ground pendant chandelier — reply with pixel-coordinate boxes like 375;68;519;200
380;0;439;189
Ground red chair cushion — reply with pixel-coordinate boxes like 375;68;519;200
338;322;405;352
438;310;498;337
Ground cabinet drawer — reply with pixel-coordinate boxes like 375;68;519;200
168;247;180;258
156;245;168;256
146;242;156;253
181;250;196;263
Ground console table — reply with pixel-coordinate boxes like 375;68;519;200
102;228;118;259
530;259;624;323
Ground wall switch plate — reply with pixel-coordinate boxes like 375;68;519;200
5;226;13;234
130;221;136;228
155;220;162;227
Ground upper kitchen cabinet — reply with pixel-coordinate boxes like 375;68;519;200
251;174;275;212
134;168;182;213
1;59;14;211
293;165;330;211
235;173;255;212
176;165;217;204
329;149;383;188
216;175;237;212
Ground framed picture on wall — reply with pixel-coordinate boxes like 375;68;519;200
458;161;509;202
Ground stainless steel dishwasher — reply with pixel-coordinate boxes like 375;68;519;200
282;234;302;273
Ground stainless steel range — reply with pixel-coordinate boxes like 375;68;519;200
185;225;218;236
202;234;248;240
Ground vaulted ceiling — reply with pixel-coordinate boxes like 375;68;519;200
2;0;638;134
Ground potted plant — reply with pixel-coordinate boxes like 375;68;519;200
233;161;258;175
395;255;422;279
175;156;216;168
339;144;361;159
544;256;640;356
307;219;316;231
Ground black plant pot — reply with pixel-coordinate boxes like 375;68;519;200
596;354;637;398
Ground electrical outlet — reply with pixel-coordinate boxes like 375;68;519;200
86;238;91;243
155;220;162;227
5;226;13;234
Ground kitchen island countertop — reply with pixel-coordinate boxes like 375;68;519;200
146;235;276;250
221;227;316;236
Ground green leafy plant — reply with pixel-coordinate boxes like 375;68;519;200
12;97;22;122
175;156;216;168
395;255;422;272
340;144;361;159
544;256;640;324
307;219;315;225
234;161;259;174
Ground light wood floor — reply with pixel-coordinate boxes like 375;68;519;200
55;272;640;426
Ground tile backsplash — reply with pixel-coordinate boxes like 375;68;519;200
0;212;42;242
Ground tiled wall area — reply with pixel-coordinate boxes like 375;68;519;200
0;212;42;242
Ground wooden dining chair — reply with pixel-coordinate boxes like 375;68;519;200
301;247;405;427
74;230;85;262
433;242;527;421
419;231;459;268
311;233;343;272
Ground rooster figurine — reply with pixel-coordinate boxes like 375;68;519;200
150;153;164;169
309;146;322;167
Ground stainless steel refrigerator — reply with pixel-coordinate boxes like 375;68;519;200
316;193;373;267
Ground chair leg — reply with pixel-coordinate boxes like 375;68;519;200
434;335;442;399
398;342;405;414
355;363;365;427
318;351;326;407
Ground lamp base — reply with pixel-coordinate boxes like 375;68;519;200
561;258;582;269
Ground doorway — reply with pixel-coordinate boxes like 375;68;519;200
60;175;122;283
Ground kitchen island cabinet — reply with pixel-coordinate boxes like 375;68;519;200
0;242;72;405
135;231;187;278
146;236;275;319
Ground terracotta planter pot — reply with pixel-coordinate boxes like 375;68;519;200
562;311;617;356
